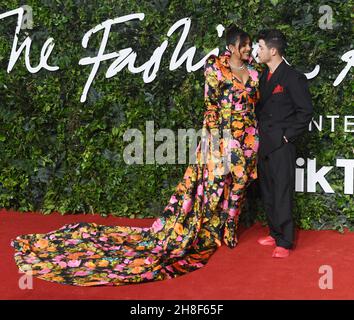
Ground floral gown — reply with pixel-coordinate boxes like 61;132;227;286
11;51;260;286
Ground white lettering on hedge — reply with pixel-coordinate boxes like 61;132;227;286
304;64;320;80
0;8;59;73
78;13;145;103
336;159;354;195
79;15;218;102
295;158;354;195
307;158;334;193
167;18;219;72
333;50;354;86
0;8;352;101
344;116;354;132
309;115;354;133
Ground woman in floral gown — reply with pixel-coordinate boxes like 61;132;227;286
11;26;260;286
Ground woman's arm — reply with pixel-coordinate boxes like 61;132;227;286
203;56;220;132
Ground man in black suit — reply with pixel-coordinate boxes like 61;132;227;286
255;29;313;258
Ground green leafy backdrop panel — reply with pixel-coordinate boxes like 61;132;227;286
0;1;352;231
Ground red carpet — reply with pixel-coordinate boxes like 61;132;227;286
1;209;353;300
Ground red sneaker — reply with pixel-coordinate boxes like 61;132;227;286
272;246;290;258
257;235;276;246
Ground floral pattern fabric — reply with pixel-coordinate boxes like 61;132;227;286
11;51;260;286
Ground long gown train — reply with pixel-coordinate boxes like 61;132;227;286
11;52;260;286
11;122;257;286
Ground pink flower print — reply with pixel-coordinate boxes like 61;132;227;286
197;184;203;196
176;236;183;241
99;236;108;242
166;265;174;272
244;149;253;158
204;84;209;96
114;264;125;272
217;70;223;81
217;188;223;197
204;169;209;179
108;274;118;279
252;140;259;152
151;219;164;232
74;271;89;276
69;223;80;229
229;139;240;149
109;246;122;251
166;205;175;213
125;250;136;257
142;272;154;280
58;261;67;268
229;208;237;217
178;260;187;265
182;198;193;213
249;69;258;81
82;233;90;239
52;255;65;263
204;195;208;204
196;141;201;153
65;239;80;245
38;268;51;275
151;245;163;253
234;103;244;111
170;195;178;204
144;257;155;265
68;260;81;268
49;234;56;240
231;194;240;201
26;256;39;264
223;199;229;210
245;126;256;135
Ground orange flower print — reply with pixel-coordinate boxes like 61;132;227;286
174;223;184;235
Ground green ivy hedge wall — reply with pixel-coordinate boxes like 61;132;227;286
0;0;352;231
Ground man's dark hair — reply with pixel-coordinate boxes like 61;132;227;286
225;24;251;53
257;29;287;56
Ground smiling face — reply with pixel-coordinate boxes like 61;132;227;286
257;39;273;63
229;37;252;62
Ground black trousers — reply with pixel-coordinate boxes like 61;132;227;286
257;142;296;249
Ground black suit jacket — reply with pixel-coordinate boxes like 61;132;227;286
256;60;314;157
